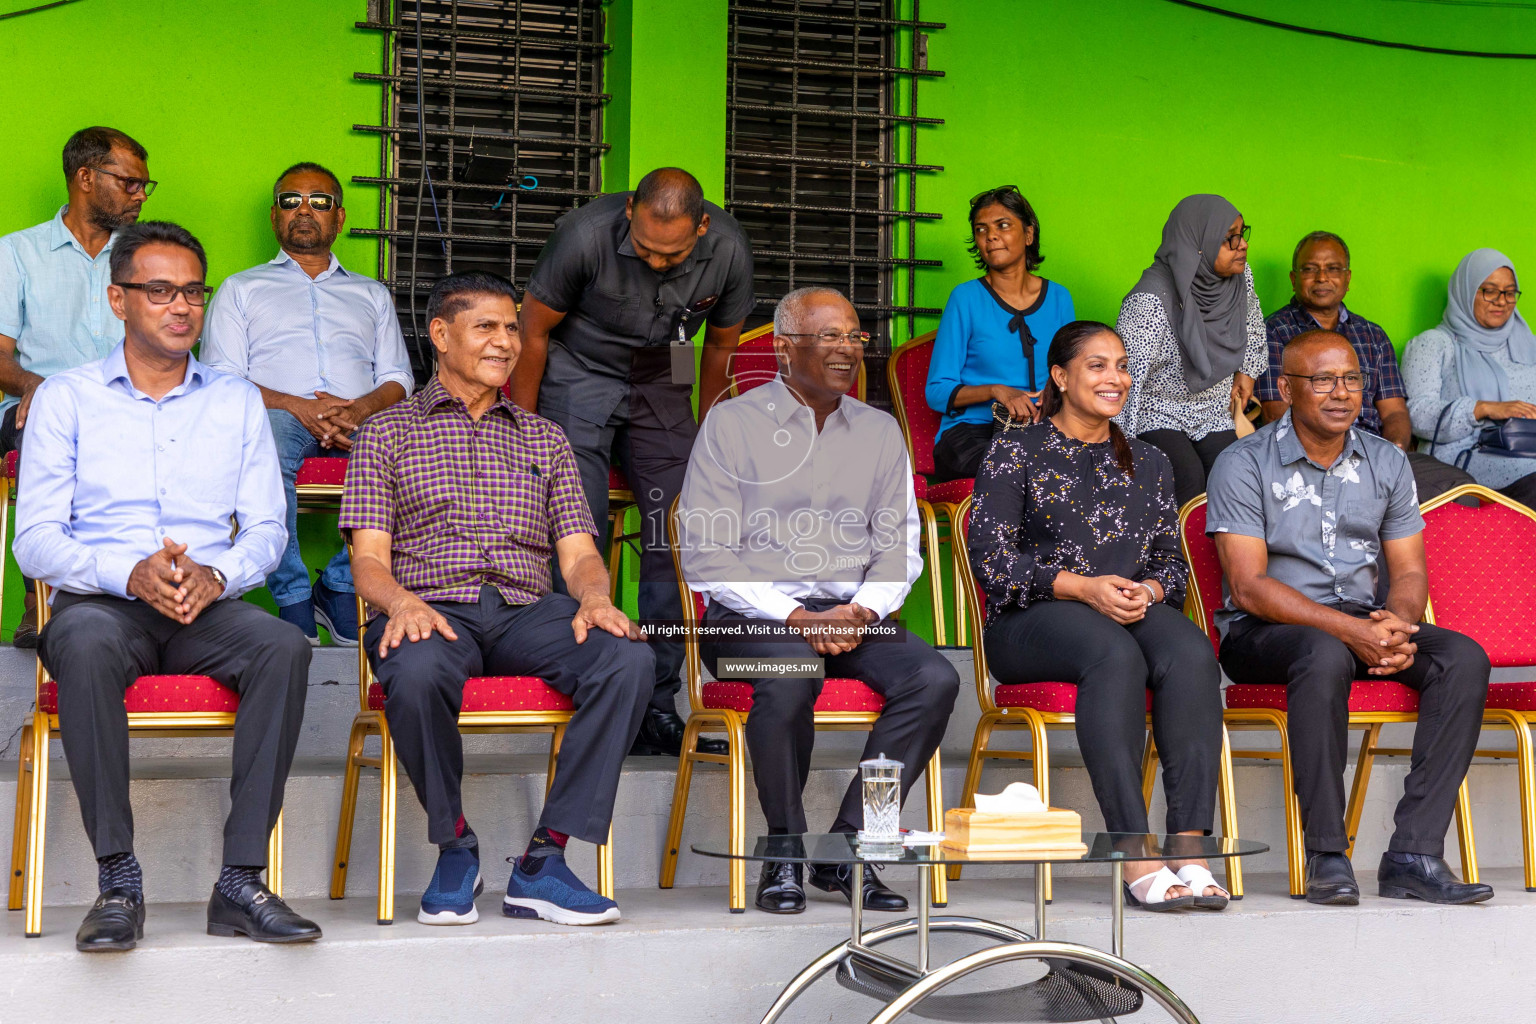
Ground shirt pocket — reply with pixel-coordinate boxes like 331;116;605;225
1342;498;1387;554
496;469;553;549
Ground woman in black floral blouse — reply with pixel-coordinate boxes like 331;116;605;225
967;320;1227;912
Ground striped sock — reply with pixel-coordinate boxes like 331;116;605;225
97;852;143;898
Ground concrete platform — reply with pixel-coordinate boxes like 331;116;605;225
2;870;1530;1024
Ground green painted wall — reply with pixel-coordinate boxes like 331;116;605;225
0;0;384;637
911;0;1536;351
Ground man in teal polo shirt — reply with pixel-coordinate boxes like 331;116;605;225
0;126;152;646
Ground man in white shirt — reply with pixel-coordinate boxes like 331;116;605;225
202;162;412;646
678;286;959;915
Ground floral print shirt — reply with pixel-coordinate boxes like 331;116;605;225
967;419;1188;625
1204;410;1424;637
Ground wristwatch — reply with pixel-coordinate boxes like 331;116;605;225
208;566;228;593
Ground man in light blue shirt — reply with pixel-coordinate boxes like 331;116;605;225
16;221;321;950
202;162;412;646
0;126;153;646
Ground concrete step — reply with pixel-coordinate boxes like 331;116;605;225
4;870;1532;1024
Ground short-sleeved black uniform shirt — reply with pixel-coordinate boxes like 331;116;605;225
526;191;755;430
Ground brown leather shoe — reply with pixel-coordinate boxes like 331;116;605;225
13;593;38;649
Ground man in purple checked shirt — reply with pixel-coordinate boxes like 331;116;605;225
340;272;652;927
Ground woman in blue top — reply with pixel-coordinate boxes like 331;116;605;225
926;186;1075;481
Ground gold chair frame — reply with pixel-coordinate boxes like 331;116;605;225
328;581;614;925
8;581;284;937
1420;483;1536;890
657;499;948;912
950;496;1243;901
1179;494;1478;898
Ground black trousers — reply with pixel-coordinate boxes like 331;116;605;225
38;593;312;866
933;422;996;482
366;587;653;845
700;600;960;834
1221;610;1490;856
1138;428;1239;508
548;396;692;715
1500;470;1536;511
1404;450;1474;502
985;601;1222;835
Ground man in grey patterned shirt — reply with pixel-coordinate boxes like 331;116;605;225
1207;329;1491;908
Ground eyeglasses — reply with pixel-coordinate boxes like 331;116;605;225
1478;286;1522;304
90;166;157;197
1284;371;1369;393
780;331;871;347
970;184;1022;207
1296;263;1349;279
1224;224;1253;250
116;281;211;306
276;191;338;212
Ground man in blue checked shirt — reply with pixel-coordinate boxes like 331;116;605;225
0;126;153;647
202;162;413;647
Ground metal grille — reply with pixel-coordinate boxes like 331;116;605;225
354;0;608;380
726;0;944;407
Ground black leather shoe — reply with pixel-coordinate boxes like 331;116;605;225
755;861;805;914
1378;853;1494;905
207;881;322;943
1304;852;1360;906
76;888;145;952
809;862;909;912
629;708;728;758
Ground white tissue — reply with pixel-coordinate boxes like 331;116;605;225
972;781;1048;814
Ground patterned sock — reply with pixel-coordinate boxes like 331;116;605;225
439;815;478;852
215;865;264;902
519;826;568;870
97;852;143;898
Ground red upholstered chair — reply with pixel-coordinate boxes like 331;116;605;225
731;329;948;644
951;498;1243;899
1421;484;1536;889
8;582;284;938
1181;495;1477;898
328;580;614;925
658;499;948;912
888;333;974;646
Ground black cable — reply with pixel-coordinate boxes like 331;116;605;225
1155;0;1536;59
0;0;83;20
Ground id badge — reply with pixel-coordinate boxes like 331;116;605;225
670;332;696;385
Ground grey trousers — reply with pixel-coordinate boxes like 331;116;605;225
38;592;312;866
366;586;653;845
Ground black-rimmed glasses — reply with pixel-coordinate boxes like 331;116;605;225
276;191;338;212
970;184;1022;207
116;281;211;306
779;331;871;347
1478;286;1522;304
90;166;157;197
1284;371;1368;394
1225;224;1253;250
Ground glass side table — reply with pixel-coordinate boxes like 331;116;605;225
693;831;1269;1024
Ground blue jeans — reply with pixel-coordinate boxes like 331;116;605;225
267;409;352;608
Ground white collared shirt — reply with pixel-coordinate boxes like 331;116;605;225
678;375;921;621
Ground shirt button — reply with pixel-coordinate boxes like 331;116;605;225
160;488;167;495
157;445;164;452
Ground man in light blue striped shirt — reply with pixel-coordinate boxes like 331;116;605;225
0;126;154;647
202;162;412;646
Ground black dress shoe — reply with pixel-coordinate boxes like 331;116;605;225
207;881;322;943
1304;852;1360;906
629;708;728;758
809;862;909;912
76;888;145;952
1378;853;1494;905
756;861;805;914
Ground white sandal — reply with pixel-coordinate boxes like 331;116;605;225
1123;866;1194;912
1175;864;1230;911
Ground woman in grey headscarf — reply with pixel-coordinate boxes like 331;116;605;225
1402;248;1536;507
1116;194;1267;506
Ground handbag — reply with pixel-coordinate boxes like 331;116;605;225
1432;402;1536;470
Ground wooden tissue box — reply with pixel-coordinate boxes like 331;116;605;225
941;807;1087;857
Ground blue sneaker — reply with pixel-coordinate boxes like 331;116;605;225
503;853;620;925
312;580;359;647
418;847;483;925
276;600;319;646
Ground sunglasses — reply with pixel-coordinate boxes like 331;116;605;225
276;191;338;212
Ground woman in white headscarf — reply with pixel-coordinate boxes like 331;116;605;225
1402;248;1536;507
1116;195;1268;507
